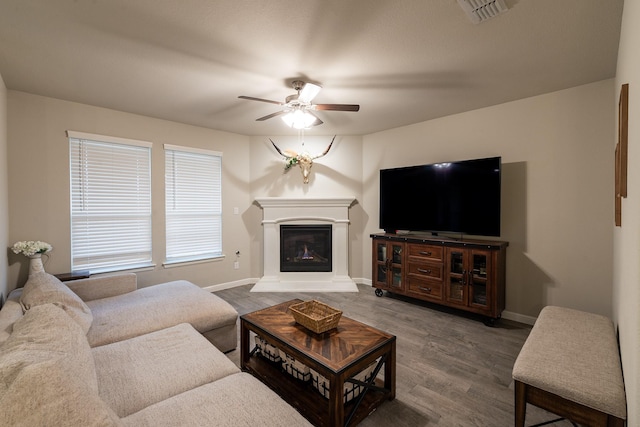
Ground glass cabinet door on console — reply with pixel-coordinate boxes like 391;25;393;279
445;248;492;310
372;241;404;292
469;251;490;308
446;249;465;305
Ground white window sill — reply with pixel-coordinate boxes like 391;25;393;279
163;255;225;269
86;263;156;275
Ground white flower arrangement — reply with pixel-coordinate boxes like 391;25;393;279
11;240;53;257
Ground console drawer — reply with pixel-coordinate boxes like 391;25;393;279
406;277;443;300
407;244;443;262
407;262;443;281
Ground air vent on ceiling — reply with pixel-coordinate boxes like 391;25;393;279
457;0;509;24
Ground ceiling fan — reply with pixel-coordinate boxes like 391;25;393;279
238;80;360;129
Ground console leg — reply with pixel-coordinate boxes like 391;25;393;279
483;317;498;327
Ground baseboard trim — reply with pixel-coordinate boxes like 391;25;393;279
501;310;536;325
204;278;259;293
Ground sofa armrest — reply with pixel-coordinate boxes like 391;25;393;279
65;273;138;301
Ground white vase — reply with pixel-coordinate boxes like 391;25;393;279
28;254;45;277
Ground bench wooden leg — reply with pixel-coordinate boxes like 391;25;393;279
514;380;526;427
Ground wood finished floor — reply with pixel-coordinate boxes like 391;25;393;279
215;284;574;427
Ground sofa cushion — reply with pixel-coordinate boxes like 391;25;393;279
120;372;312;427
93;323;240;417
86;280;237;347
20;273;93;334
0;304;121;426
0;289;24;345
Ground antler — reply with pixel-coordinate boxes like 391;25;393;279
270;138;289;158
311;135;336;160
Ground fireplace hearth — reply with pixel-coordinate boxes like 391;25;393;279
280;225;332;272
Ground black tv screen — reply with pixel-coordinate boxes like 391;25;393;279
379;156;501;236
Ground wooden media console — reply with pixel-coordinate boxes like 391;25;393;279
371;233;508;324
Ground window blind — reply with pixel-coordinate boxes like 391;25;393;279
165;144;222;264
69;132;153;273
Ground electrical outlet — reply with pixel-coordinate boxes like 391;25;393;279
234;261;240;270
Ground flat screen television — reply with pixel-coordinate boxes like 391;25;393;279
379;156;501;237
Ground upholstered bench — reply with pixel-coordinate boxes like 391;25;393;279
512;306;626;426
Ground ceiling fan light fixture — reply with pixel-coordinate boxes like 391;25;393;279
282;109;317;129
239;79;358;126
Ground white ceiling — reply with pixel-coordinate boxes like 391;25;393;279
0;0;624;137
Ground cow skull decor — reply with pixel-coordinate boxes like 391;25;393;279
270;135;336;184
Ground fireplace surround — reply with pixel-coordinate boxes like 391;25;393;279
252;197;358;292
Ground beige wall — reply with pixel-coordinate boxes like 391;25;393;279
614;0;640;423
248;135;364;280
0;74;8;304
7;91;252;291
362;79;615;323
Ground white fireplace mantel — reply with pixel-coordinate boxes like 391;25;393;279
252;197;358;292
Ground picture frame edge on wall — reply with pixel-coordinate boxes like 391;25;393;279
618;83;629;198
614;83;628;227
615;142;621;227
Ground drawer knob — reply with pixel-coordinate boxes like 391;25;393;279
417;268;432;274
418;286;432;293
419;251;432;256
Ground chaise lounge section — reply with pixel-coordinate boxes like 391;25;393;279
0;273;238;352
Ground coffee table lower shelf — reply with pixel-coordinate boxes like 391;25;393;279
244;355;391;427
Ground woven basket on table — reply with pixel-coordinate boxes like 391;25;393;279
289;300;342;333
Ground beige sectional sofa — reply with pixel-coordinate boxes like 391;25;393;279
0;273;312;426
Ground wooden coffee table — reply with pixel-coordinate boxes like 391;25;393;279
240;299;396;427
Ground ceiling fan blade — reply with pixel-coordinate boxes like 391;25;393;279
314;104;360;112
256;110;286;121
308;111;323;126
298;82;322;103
238;95;283;105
